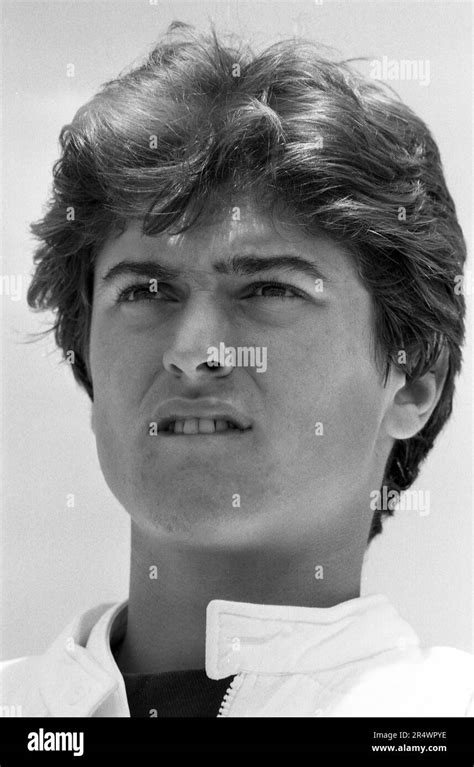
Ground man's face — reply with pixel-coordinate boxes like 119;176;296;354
90;198;394;549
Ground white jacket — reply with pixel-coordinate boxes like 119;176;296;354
1;594;473;717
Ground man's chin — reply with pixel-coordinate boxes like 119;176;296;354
130;493;264;546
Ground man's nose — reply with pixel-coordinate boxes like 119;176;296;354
162;298;232;381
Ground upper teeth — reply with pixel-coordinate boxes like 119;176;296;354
163;418;240;435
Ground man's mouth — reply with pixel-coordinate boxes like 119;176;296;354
154;398;253;436
157;417;250;436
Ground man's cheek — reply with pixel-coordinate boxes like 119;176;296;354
95;346;145;409
326;379;382;464
304;367;381;448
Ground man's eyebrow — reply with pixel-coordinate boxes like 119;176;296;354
214;254;328;282
100;254;328;285
100;260;180;285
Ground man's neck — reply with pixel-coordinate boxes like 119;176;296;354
114;520;366;675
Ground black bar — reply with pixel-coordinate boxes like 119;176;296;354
0;717;473;763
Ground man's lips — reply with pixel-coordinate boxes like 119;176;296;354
153;398;253;436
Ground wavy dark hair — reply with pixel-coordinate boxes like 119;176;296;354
27;22;467;542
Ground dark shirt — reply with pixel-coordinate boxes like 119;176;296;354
121;669;235;717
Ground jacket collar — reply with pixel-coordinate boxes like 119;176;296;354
38;593;419;715
205;594;419;678
38;601;129;716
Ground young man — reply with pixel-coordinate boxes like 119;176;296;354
1;23;473;717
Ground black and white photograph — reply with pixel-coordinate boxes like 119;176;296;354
0;0;473;758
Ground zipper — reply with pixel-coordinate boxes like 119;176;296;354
217;673;244;717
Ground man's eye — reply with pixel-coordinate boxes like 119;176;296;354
113;280;306;303
246;281;307;299
115;282;170;302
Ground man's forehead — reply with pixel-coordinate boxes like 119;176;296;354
101;202;292;254
96;202;354;278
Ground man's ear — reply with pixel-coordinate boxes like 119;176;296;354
382;348;449;441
